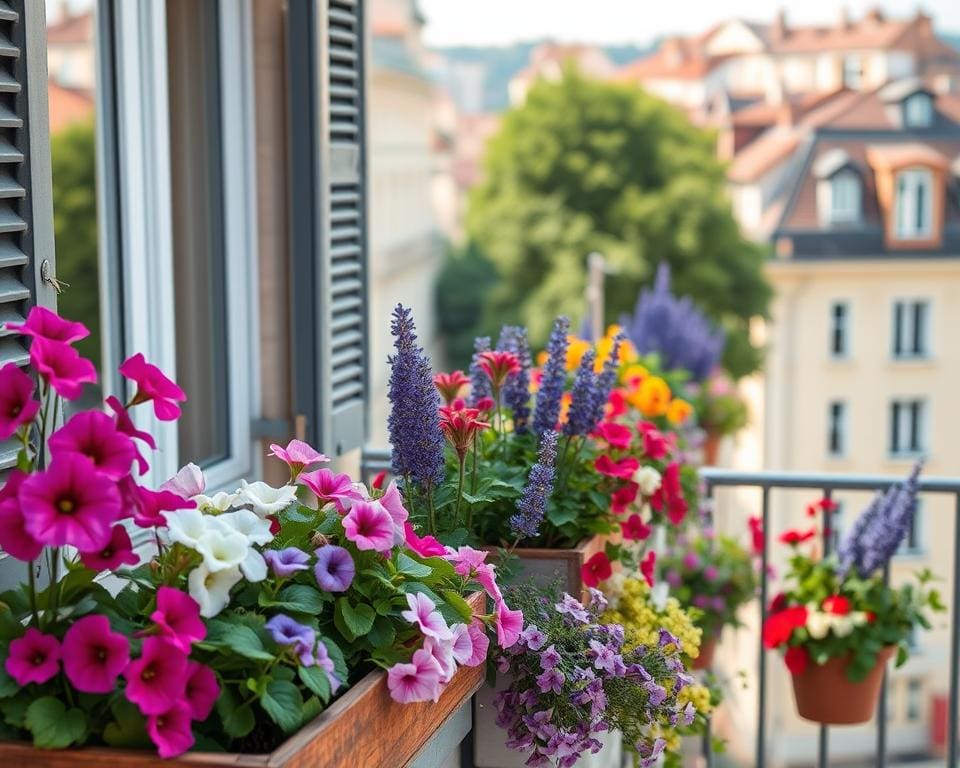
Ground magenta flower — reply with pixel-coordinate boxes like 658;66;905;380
379;480;409;544
6;306;89;344
342;500;396;553
0;363;40;440
474;563;503;603
299;468;365;512
313;545;355;592
146;707;194;759
150;587;206;652
387;647;444;704
401;592;452;641
62;615;130;693
184;661;219;721
465;620;490;667
403;522;446;557
450;623;476;666
105;396;156;475
268;439;328;478
0;470;42;561
21;454;122;551
79;524;139;571
264;547;311;578
29;338;97;400
5;628;60;685
159;463;206;498
495;601;524;649
424;635;456;683
49;411;136;480
124;637;189;715
129;483;195;528
119;353;186;421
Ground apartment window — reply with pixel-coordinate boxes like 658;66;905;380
842;55;863;89
889;399;925;456
827;401;846;457
894;169;933;240
903;93;934;128
830;173;860;223
892;300;929;358
906;679;923;722
830;301;849;357
898;499;923;554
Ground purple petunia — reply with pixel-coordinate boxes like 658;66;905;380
264;547;310;578
536;667;564;695
531;317;570;437
539;644;561;671
314;545;355;592
265;614;316;666
520;624;547;651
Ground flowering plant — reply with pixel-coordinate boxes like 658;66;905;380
763;465;944;680
491;583;696;768
0;307;508;758
660;528;758;636
689;371;748;439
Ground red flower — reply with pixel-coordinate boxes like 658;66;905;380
650;462;688;525
622;514;652;541
477;351;521;391
433;371;470;405
640;550;656;587
748;515;764;555
605;389;628;419
611;482;639;514
769;592;788;614
762;606;808;649
594;421;632;450
475;396;495;413
805;503;818;518
439;406;489;460
807;497;838;517
637;421;668;460
595;454;640;480
865;611;876;623
581;552;612;588
778;528;816;546
822;595;851;616
371;470;387;490
784;645;809;676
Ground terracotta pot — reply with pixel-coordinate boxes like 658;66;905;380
0;592;486;768
702;432;722;466
692;636;718;670
791;646;896;725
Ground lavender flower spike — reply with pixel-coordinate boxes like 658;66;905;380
510;430;559;539
590;332;623;428
388;305;445;489
564;349;598;437
468;336;492;406
497;326;532;433
532;316;570;437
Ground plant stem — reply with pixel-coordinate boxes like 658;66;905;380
27;560;38;627
470;433;479;496
427;484;437;535
49;548;61;625
453;456;466;528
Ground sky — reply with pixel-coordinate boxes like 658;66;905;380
419;0;960;47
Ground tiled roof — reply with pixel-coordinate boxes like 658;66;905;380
727;129;800;183
47;81;93;133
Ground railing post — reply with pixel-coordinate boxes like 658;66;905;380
948;493;960;768
701;479;714;768
817;488;833;768
756;485;770;768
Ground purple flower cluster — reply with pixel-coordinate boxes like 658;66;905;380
564;350;598;436
620;263;725;382
532;317;570;437
510;429;559;539
838;462;922;578
388;305;445;489
496;326;532;433
592;333;623;425
468;336;492;406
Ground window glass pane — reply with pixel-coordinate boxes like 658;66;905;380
167;0;230;468
893;301;904;356
890;401;901;453
912;302;926;355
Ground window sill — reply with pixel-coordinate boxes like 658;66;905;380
889;355;934;365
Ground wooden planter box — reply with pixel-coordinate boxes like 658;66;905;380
499;532;619;600
0;592;486;768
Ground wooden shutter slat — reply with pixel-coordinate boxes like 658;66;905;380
0;203;25;232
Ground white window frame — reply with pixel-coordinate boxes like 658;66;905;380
891;298;931;360
97;0;260;491
903;93;933;128
842;54;863;89
889;398;927;458
894;168;933;240
829;300;850;358
827;400;846;458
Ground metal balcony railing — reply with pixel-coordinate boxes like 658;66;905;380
699;468;960;768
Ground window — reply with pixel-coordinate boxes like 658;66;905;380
906;679;923;722
889;399;926;456
842;55;863;89
827;401;846;457
903;93;933;128
892;300;930;358
898;499;923;554
830;301;849;357
894;169;933;239
829;173;860;223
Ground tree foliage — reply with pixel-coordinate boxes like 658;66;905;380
464;71;771;377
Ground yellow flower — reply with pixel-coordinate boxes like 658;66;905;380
558;391;573;424
631;376;671;417
535;350;549;367
621;363;649;388
594;329;638;371
566;336;591;371
666;398;693;426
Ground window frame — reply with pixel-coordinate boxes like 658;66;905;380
888;397;927;458
894;167;933;240
903;92;933;128
891;298;930;360
829;300;850;358
842;54;863;89
829;171;860;224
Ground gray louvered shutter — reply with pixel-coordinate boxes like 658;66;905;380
0;0;55;470
288;0;367;458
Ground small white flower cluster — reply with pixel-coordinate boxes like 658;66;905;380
804;607;872;640
633;466;662;496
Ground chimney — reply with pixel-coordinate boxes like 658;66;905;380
771;9;788;41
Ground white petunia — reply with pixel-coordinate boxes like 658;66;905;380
806;611;831;640
236;480;298;518
215;508;274;546
164;508;210;549
195;529;250;572
831;615;855;638
188;564;243;618
634;466;662;496
160;462;207;498
239;549;268;582
194;491;237;513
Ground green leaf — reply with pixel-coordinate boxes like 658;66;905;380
396;553;433;579
367;615;397;649
298;665;332;704
0;664;18;699
896;644;909;667
319;636;348;683
336;598;376;637
15;449;31;473
1;696;29;728
263;584;328;614
217;688;256;739
203;622;275;661
442;590;477;622
260;679;304;733
102;699;150;749
546;504;579;526
460;492;495;505
24;697;87;749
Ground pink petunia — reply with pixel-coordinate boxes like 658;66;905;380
159;463;205;499
621;514;652;542
404;522;446;558
20;454;122;551
386;647;444;704
146;707;195;759
6;306;89;344
29;337;97;400
342;499;396;553
0;470;43;561
473;563;503;603
401;592;452;641
105;396;156;475
49;410;136;480
79;524;139;571
594;454;640;480
5;628;60;686
444;545;488;577
150;587;206;652
638;422;669;460
124;636;189;715
268;439;328;479
0;363;40;440
423;636;457;683
611;482;639;514
593;421;632;450
465;620;490;667
378;480;409;544
129;482;195;528
119;353;186;421
183;661;219;721
62;614;130;693
494;600;524;649
299;468;365;512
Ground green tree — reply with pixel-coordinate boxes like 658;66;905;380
435;239;500;367
50;119;100;369
466;71;771;377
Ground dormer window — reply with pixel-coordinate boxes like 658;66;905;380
828;172;860;223
903;92;933;128
894;168;933;239
814;149;861;226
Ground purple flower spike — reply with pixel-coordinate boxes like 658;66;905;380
510;429;559;540
497;326;532;432
264;547;310;578
532;316;570;437
468;336;492;406
314;544;355;592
